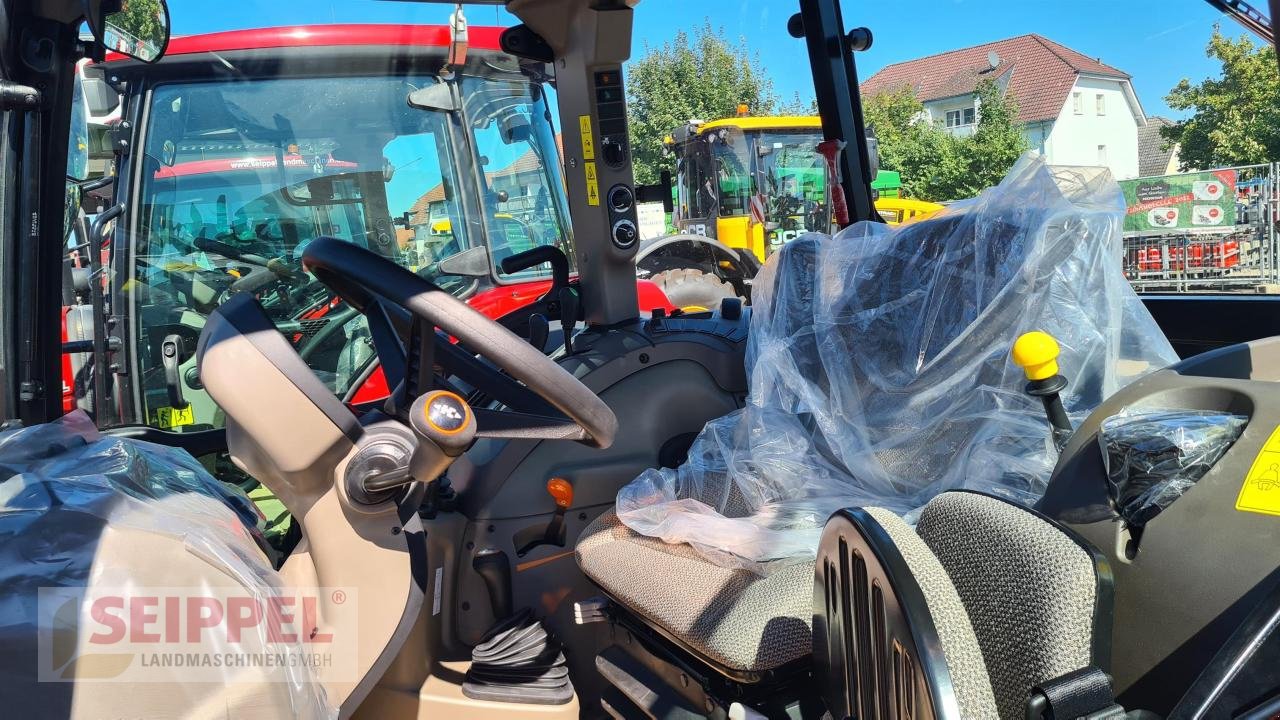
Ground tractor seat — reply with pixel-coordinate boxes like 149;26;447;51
579;493;1112;719
575;510;813;678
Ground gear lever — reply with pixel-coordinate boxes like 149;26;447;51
472;548;513;621
1012;331;1073;450
516;478;573;556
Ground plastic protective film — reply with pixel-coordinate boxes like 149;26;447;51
1099;410;1246;527
617;155;1178;573
0;412;335;718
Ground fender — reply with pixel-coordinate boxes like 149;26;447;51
636;234;761;297
636;233;747;268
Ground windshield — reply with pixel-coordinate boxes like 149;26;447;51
139;75;467;281
128;68;570;428
750;128;830;243
674;124;831;256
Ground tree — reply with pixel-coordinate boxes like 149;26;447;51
112;0;165;43
862;78;1027;202
954;78;1029;198
1162;28;1280;170
627;23;777;184
863;85;958;200
778;92;818;116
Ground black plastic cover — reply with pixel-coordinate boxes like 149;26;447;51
1098;409;1246;527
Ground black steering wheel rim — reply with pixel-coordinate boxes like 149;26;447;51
301;236;617;449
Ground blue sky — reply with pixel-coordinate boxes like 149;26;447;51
166;0;1242;120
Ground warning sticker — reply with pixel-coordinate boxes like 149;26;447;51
1236;425;1280;516
584;161;600;206
578;115;595;160
155;405;195;430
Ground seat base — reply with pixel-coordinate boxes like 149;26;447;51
592;604;825;720
575;510;813;681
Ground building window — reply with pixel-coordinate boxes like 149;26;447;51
1096;93;1105;115
1097;144;1108;165
1073;92;1083;114
945;107;977;127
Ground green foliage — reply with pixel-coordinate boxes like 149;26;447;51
627;23;777;184
862;78;1027;202
112;0;166;43
955;78;1029;198
1162;28;1280;171
863;85;958;200
778;92;818;116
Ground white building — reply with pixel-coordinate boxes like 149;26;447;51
862;34;1147;180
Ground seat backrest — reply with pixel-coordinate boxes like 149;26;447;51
915;492;1109;719
814;505;998;720
815;493;1107;720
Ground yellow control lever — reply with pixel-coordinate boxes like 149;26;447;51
1011;331;1073;448
1012;331;1061;381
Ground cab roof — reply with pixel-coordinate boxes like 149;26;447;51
697;115;823;133
103;23;505;63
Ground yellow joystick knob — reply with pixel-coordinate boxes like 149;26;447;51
1012;331;1061;381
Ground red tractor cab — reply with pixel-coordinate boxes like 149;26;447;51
64;23;675;429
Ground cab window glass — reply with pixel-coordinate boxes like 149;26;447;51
127;76;470;431
465;77;575;281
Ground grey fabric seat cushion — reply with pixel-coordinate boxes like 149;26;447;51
863;507;999;719
575;509;813;674
917;492;1098;719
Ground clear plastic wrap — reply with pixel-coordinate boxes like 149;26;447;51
618;154;1179;573
1099;410;1246;527
0;412;335;718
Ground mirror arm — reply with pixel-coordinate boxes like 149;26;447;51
635;170;674;213
0;81;42;111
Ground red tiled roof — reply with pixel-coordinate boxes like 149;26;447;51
861;34;1130;124
409;183;447;225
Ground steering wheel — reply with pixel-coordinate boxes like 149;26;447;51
300;236;617;449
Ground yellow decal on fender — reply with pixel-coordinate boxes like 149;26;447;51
155;405;195;430
578;115;595;160
1236;425;1280;516
584;161;600;206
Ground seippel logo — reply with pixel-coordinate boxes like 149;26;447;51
38;586;359;683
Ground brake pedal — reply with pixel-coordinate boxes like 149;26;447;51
574;596;610;625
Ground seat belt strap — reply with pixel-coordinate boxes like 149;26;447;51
1027;666;1126;720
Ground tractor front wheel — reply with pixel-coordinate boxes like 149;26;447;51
650;268;739;313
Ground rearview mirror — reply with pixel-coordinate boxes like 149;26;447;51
407;83;459;113
499;114;532;145
85;0;171;63
436;246;491;278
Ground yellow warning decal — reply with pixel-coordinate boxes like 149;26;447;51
1236;425;1280;516
578;115;595;160
584;161;600;206
155;405;195;430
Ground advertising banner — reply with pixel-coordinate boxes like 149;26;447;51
1120;169;1237;233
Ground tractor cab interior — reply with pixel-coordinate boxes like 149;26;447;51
5;1;1280;719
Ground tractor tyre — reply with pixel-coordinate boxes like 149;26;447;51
650;268;738;313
